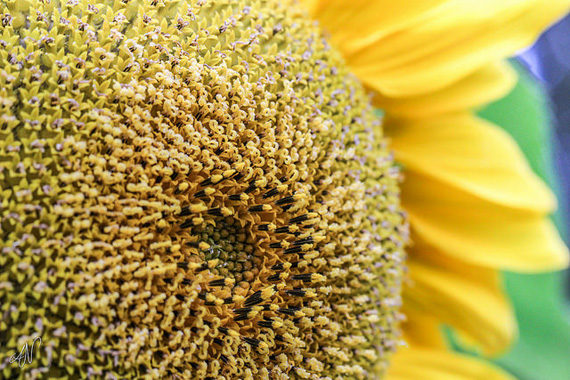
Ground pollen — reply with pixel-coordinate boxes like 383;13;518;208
0;0;407;379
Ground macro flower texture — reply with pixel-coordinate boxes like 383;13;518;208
0;0;568;379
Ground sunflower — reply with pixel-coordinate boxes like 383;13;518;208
1;1;405;378
304;0;570;378
0;1;567;380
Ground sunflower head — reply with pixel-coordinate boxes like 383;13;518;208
0;0;407;378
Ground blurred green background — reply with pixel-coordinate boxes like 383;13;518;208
477;63;570;380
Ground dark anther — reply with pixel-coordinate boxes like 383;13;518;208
271;263;284;271
248;205;266;212
179;206;191;217
233;307;252;315
286;289;306;297
263;188;279;199
242;337;260;347
277;308;296;317
284;246;302;255
292;274;313;282
244;291;263;307
267;273;281;282
209;278;227;287
293;237;314;246
194;189;207;198
223;297;234;304
196;263;210;272
233;314;249;322
180;219;193;229
200;177;212;187
207;208;223;216
290;214;309;224
275;195;295;205
257;320;274;328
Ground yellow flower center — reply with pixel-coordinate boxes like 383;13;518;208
0;0;407;378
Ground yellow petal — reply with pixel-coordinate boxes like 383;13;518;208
388;113;556;212
402;172;569;271
304;0;447;55
374;62;517;119
405;250;516;354
400;309;447;349
310;0;569;97
387;346;515;380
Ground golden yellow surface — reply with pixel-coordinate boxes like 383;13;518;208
0;1;405;378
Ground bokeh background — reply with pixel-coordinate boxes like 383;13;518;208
479;14;570;380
